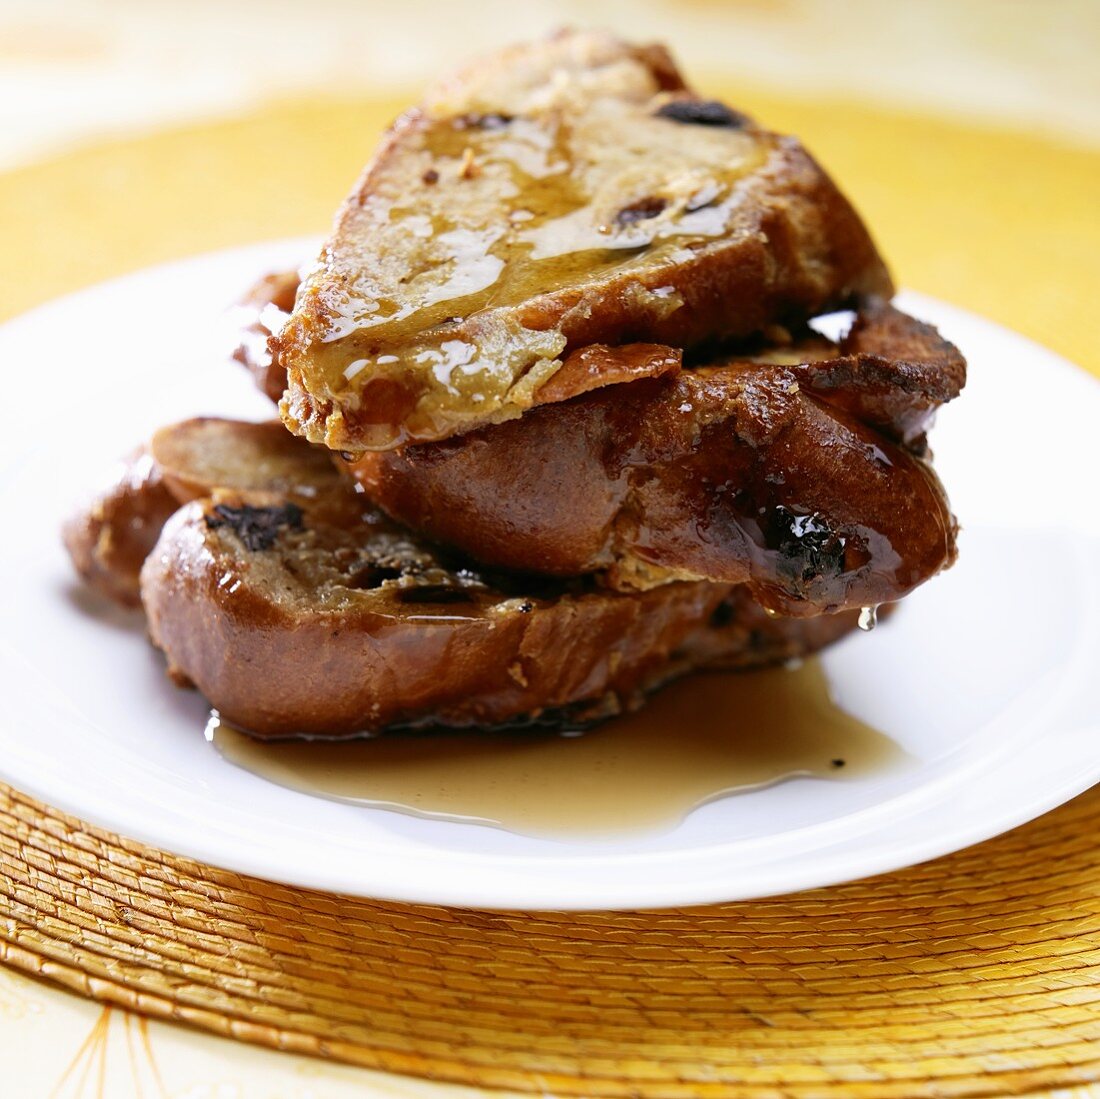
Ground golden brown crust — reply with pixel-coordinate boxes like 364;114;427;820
273;30;891;451
348;305;964;615
141;489;860;739
62;448;181;607
531;343;681;405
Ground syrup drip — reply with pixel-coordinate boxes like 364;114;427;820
858;605;880;631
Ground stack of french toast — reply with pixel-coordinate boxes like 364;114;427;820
64;31;965;739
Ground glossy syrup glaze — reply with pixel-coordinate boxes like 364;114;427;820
282;103;770;448
210;660;906;839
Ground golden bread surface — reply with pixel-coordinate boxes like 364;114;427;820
275;30;891;450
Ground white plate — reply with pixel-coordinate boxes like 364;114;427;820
1;240;1098;911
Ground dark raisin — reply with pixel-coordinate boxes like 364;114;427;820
708;599;735;629
769;506;847;591
205;503;304;552
422;168;440;185
655;99;748;128
614;196;667;227
518;600;534;614
831;759;846;769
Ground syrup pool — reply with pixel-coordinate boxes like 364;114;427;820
209;660;906;840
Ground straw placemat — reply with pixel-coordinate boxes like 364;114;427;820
2;780;1100;1098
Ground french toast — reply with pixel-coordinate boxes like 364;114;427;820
64;31;967;743
63;419;349;606
63;418;861;737
62;448;180;607
143;491;858;738
347;302;964;615
274;30;892;451
131;418;860;736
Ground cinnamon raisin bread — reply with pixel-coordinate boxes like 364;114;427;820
142;488;858;738
348;303;964;615
274;30;892;451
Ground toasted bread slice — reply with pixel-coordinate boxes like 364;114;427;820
64;419;347;606
62;449;180;607
142;488;858;739
65;417;859;736
274;30;891;451
348;303;964;615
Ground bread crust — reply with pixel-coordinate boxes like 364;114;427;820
348;303;964;615
141;490;859;738
63;418;860;737
274;30;891;451
62;448;180;607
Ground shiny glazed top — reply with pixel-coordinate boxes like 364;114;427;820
275;30;891;450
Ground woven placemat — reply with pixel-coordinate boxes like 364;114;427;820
2;782;1099;1097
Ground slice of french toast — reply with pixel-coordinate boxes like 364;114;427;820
63;448;180;608
274;30;892;452
65;417;860;737
63;419;350;606
142;491;859;739
347;302;965;616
